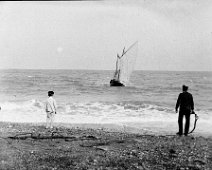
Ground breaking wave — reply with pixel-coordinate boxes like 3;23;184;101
0;99;210;124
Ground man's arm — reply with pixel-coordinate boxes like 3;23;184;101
191;94;194;111
175;94;181;113
53;99;57;114
45;101;48;112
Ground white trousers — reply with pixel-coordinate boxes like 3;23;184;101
46;112;55;128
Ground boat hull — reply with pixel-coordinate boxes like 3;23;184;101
110;79;125;86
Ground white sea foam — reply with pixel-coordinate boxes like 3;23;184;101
0;100;211;135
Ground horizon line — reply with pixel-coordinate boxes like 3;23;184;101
0;68;211;72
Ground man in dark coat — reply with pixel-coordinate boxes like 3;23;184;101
175;85;194;136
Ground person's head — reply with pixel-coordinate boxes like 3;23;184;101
182;85;188;92
48;91;54;97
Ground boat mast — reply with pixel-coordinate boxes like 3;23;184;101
121;41;138;57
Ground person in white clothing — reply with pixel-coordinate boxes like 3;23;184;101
45;91;57;129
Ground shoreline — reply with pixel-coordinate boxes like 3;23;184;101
1;120;211;138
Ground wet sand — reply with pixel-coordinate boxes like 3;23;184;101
0;122;212;169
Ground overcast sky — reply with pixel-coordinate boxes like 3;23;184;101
0;0;212;71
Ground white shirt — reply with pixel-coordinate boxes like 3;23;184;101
46;96;57;113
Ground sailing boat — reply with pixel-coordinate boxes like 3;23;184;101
110;41;138;86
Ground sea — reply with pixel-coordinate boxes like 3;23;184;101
0;69;212;135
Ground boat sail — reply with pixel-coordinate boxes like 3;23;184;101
110;41;138;86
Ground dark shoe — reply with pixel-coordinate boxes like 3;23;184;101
184;133;188;136
176;132;182;136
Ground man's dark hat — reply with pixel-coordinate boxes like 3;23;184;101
48;91;54;95
182;85;188;91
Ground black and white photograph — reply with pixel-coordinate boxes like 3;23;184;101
0;0;212;169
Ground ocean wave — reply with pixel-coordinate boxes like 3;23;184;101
0;100;208;118
0;99;44;112
0;99;211;127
